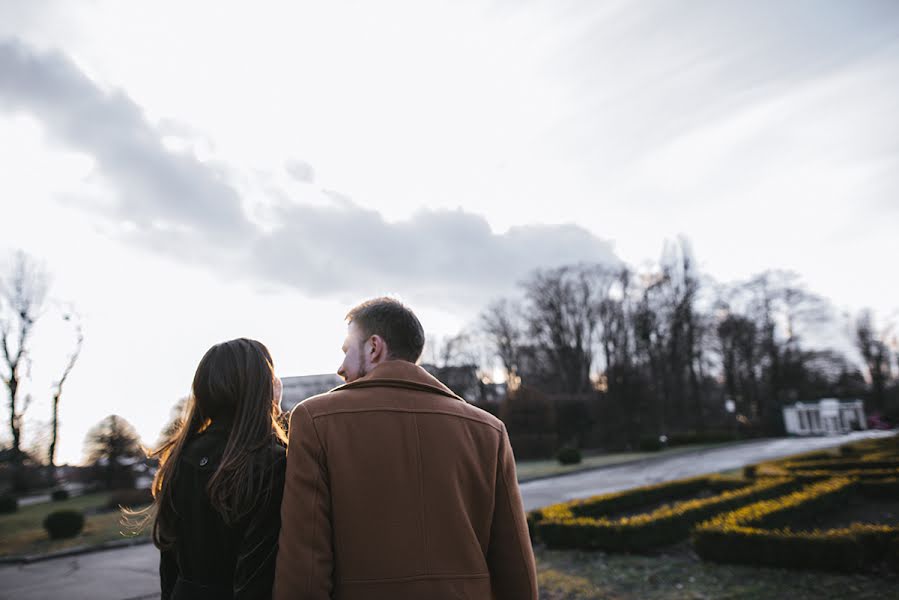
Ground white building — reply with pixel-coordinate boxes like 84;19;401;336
782;398;866;436
280;374;344;412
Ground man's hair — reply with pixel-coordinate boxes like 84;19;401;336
346;297;425;363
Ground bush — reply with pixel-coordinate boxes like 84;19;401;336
43;510;85;539
639;436;665;452
106;488;153;510
556;446;582;465
535;476;794;552
51;489;70;502
693;477;899;572
0;494;18;514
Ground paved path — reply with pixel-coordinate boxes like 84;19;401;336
0;430;893;600
520;429;893;510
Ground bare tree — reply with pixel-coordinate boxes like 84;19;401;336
521;264;615;394
48;311;84;469
0;251;48;490
855;310;893;413
479;299;524;379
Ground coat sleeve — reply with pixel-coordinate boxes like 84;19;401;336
159;548;178;600
273;403;334;600
233;452;287;600
486;424;538;600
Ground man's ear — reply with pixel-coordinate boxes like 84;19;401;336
369;335;387;363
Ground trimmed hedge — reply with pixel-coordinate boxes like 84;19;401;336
534;476;796;552
779;458;899;472
531;475;745;525
556;446;582;465
43;510;85;539
693;478;899;572
0;494;17;514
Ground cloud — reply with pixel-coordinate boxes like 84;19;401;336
285;159;315;184
251;202;620;306
0;38;249;241
0;37;621;309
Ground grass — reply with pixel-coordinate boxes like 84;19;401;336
535;543;898;599
517;443;737;482
0;492;149;558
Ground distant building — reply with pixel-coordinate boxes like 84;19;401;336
280;374;344;412
782;398;866;436
279;367;507;413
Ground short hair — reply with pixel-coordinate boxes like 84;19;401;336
346;297;425;363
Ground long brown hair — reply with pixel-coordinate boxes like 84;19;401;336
148;338;288;549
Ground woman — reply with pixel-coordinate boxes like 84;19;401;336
149;338;288;599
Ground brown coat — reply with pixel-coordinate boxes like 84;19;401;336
273;360;537;600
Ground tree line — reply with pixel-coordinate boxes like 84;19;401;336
472;239;897;454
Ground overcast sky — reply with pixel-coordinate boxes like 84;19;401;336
1;0;897;464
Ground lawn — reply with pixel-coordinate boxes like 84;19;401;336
535;543;898;600
0;493;150;558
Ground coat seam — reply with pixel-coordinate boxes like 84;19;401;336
299;403;324;597
498;424;535;599
310;407;503;432
412;412;429;574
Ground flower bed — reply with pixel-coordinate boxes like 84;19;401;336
693;477;899;573
532;476;796;552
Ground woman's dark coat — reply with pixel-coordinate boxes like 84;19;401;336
160;422;286;600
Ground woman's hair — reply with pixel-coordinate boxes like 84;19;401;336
146;338;288;549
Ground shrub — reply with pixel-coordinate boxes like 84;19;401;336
742;465;757;479
51;489;70;502
0;494;17;514
638;436;665;452
535;476;794;552
106;488;153;510
693;477;899;572
556;446;582;465
43;510;85;539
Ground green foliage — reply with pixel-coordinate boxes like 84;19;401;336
638;436;665;452
556;446;582;465
43;509;85;539
693;478;899;573
534;476;794;551
51;489;70;502
0;494;17;514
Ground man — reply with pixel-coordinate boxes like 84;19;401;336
274;297;537;599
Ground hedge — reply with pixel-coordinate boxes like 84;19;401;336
771;467;899;482
534;476;796;552
693;477;899;572
44;510;85;539
530;475;745;525
0;494;17;514
779;458;899;472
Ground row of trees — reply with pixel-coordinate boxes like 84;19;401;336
473;239;897;451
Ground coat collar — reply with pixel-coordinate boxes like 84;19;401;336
333;360;464;401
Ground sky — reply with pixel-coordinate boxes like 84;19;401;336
0;0;897;465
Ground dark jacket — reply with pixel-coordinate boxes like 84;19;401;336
160;421;286;600
274;360;538;600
